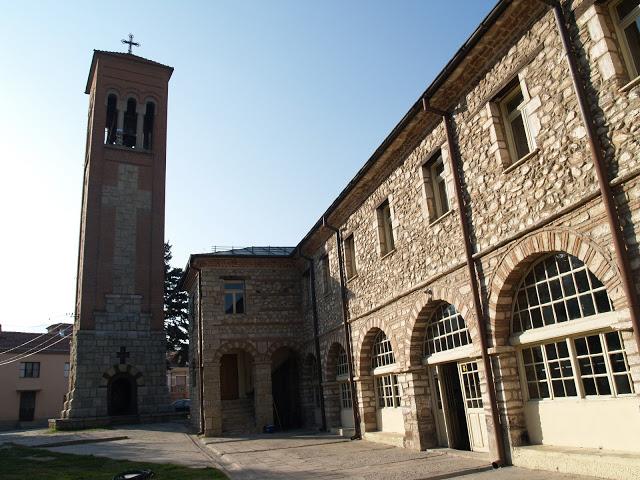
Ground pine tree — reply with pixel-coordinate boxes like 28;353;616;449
164;242;189;366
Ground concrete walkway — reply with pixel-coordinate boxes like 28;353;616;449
0;423;599;480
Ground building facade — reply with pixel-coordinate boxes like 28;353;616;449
184;0;640;476
0;324;71;429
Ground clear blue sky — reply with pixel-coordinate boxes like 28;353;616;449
0;0;495;332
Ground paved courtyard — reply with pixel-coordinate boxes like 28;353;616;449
0;423;597;480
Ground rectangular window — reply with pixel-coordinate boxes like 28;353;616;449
337;349;349;377
422;151;449;221
344;234;357;279
499;79;535;161
612;0;640;78
340;381;353;409
224;281;245;314
64;362;70;378
321;255;330;294
375;374;401;408
19;362;40;378
520;331;634;400
376;199;395;256
459;361;484;409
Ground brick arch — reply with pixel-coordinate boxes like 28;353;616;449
323;341;347;382
100;364;143;388
267;340;303;360
488;228;621;347
212;340;261;364
405;284;475;368
104;87;121;104
355;317;402;377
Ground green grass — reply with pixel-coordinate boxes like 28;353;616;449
0;444;227;480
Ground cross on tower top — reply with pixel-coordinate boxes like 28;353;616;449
121;33;140;54
117;346;130;364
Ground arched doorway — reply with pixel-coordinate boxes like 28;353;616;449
507;252;639;452
271;347;301;430
220;349;255;434
422;302;487;452
108;373;137;416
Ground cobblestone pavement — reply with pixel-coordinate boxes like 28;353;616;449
203;431;597;480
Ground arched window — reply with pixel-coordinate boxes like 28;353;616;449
122;98;138;148
336;345;349;378
105;94;118;145
143;101;155;150
371;331;395;369
512;253;613;334
423;303;471;356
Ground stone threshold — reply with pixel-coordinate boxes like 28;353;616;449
362;431;404;448
512;444;640;480
49;412;188;431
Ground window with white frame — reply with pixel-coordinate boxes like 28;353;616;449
520;332;634;400
375;374;401;408
423;303;472;356
340;381;352;409
512;253;613;333
376;199;395;256
371;331;395;369
499;79;535;161
459;361;483;409
422;150;450;222
344;234;357;279
336;346;349;377
611;0;640;79
224;280;245;314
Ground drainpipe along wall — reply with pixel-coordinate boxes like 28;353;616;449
542;0;640;354
423;99;505;467
324;219;362;440
300;252;328;432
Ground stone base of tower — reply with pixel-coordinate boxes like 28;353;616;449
55;295;172;429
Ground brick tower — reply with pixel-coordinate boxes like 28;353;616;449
52;49;173;428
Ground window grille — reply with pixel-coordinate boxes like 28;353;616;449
521;332;634;400
340;382;352;409
375;374;401;408
371;331;395;369
336;346;349;377
512;253;612;333
423;303;471;356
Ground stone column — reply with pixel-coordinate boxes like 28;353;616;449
322;380;340;430
254;361;273;430
135;105;145;149
202;361;222;436
401;369;437;451
116;101;125;145
357;375;377;433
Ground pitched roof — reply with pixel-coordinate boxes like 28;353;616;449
208;246;296;257
0;330;72;355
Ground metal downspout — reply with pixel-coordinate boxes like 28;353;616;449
300;252;328;432
543;0;640;354
423;100;505;467
323;218;362;440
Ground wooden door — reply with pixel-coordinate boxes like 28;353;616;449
430;366;448;447
458;360;488;452
220;354;239;400
19;391;36;421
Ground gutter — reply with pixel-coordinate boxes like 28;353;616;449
299;251;328;432
322;218;362;440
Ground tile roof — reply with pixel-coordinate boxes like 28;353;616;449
0;329;72;355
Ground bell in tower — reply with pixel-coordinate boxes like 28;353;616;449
51;42;173;429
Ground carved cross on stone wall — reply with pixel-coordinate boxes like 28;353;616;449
117;346;130;364
102;164;151;294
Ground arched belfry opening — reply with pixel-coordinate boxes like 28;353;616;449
271;347;301;430
143;101;155;150
105;93;118;145
122;98;138;147
107;372;137;416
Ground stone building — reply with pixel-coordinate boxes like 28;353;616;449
52;50;174;429
183;0;640;477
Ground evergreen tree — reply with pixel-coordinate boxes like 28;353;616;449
164;242;189;366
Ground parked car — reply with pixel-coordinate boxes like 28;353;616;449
171;399;191;413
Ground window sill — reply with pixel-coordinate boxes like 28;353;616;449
428;209;454;227
503;148;540;174
620;75;640;93
371;364;398;376
380;249;396;261
104;143;152;154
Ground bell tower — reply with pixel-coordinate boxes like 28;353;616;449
52;48;173;428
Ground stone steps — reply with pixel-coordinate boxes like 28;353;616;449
222;399;256;434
